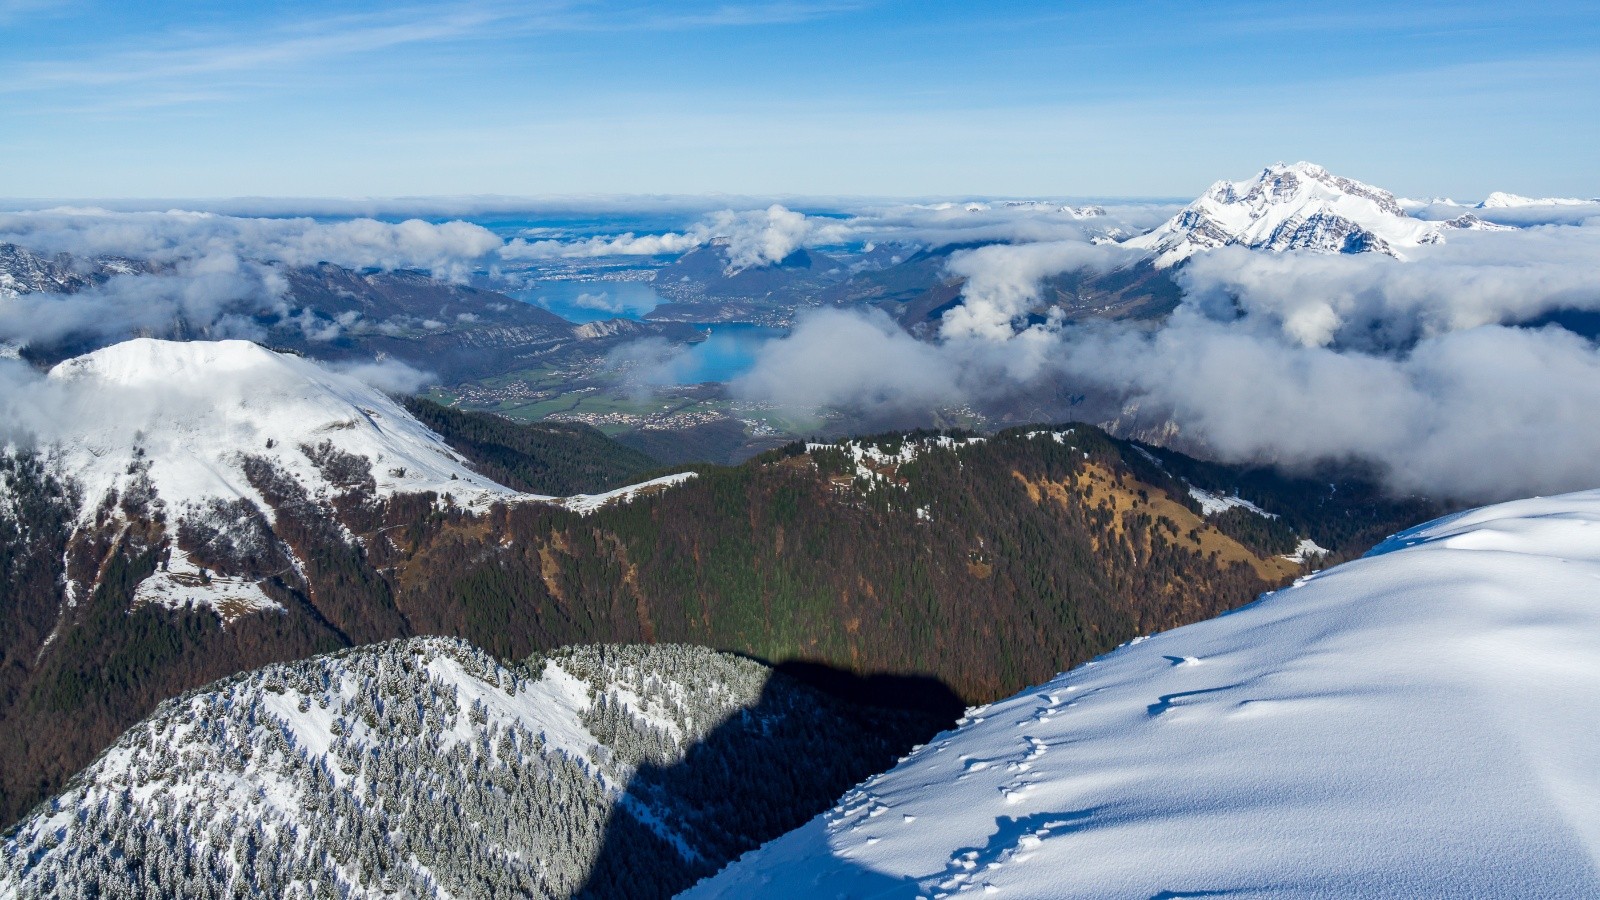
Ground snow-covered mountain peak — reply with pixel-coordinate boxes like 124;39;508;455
0;242;91;299
691;488;1600;898
40;338;518;518
1478;190;1597;208
1126;161;1444;267
53;336;305;386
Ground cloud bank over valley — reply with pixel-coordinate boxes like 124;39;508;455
3;187;1600;502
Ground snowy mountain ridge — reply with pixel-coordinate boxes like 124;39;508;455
1478;191;1599;208
1125;161;1450;267
0;640;758;898
0;638;936;899
690;488;1600;898
0;242;147;299
41;338;517;516
3;338;690;621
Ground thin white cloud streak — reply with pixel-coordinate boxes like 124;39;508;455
3;6;501;92
0;1;868;98
324;357;435;394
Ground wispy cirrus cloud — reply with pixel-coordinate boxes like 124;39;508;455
0;1;870;102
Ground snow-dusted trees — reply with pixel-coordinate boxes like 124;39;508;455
1;638;938;900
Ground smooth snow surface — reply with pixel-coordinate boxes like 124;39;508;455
1479;191;1598;208
1126;162;1443;267
689;490;1600;899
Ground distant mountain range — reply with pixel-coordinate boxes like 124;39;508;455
0;243;147;300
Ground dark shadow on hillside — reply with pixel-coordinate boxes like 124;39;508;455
574;662;960;899
769;659;967;720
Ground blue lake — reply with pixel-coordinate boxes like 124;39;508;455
513;280;662;323
666;324;787;384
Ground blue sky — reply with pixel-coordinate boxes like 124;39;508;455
3;0;1598;200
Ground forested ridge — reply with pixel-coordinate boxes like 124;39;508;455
399;397;660;495
2;639;939;899
0;422;1439;827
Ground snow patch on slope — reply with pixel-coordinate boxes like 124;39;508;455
1281;537;1329;565
552;471;697;515
1187;485;1276;519
689;490;1600;898
810;436;988;486
131;546;282;622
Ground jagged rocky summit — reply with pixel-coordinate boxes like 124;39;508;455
1126;161;1462;267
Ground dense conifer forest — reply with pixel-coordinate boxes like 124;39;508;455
1;638;940;898
399;398;660;495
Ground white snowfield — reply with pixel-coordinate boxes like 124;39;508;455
688;490;1600;898
42;338;519;516
1478;191;1599;209
1125;161;1445;268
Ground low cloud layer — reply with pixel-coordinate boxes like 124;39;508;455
0;254;287;347
1176;227;1600;350
503;200;1169;269
0;208;509;349
0;209;501;276
736;216;1600;502
10;199;1600;502
0;200;1170;354
941;241;1142;340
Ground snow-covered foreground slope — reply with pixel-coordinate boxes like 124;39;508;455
689;491;1600;898
1125;162;1446;267
0;638;925;899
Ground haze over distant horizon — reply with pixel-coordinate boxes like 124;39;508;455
3;0;1598;201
